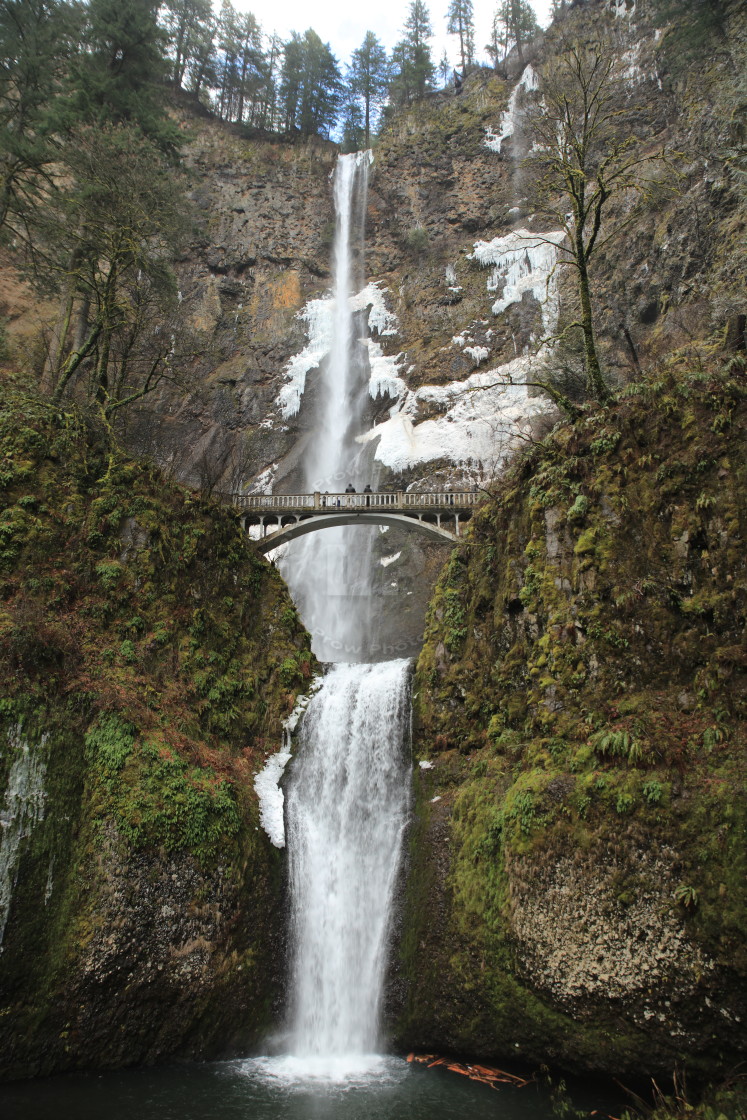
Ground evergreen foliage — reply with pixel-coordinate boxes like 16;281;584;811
41;124;194;417
63;0;179;152
160;0;213;89
279;29;341;138
486;0;539;70
390;0;435;106
446;0;475;75
348;32;389;147
0;0;79;235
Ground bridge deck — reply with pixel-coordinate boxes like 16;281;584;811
228;490;480;515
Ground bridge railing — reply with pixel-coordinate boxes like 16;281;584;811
228;490;481;513
401;491;480;508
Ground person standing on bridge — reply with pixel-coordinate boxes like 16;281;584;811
345;483;356;508
364;484;372;507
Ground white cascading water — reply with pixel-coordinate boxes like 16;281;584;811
286;660;410;1069
272;153;412;1080
280;152;379;663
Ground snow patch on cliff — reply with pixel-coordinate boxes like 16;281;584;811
246;463;277;495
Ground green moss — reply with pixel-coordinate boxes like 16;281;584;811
0;383;315;1077
404;360;747;1078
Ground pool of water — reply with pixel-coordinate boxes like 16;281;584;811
0;1054;625;1120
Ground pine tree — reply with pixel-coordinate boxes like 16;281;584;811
42;125;191;413
160;0;213;88
215;0;240;120
0;0;80;235
63;0;178;152
340;90;365;153
280;30;341;139
185;12;216;100
486;9;509;70
491;0;539;68
348;32;389;147
391;0;434;105
234;12;264;123
446;0;475;75
438;50;452;87
254;32;282;129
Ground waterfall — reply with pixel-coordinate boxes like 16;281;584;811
280;151;380;663
286;660;410;1068
0;725;47;951
263;153;412;1081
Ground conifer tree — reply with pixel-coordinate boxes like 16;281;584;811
348;32;388;147
160;0;213;88
446;0;475;75
390;0;434;104
490;0;539;68
280;30;341;138
185;12;216;100
214;3;264;123
65;0;177;150
340;90;365;153
45;125;191;412
0;0;80;235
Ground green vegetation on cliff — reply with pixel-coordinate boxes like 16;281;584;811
397;357;747;1081
0;378;313;1079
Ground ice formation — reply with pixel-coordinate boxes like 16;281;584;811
484;64;539;154
471;228;566;335
0;725;48;948
254;687;319;848
610;0;635;17
357;356;551;473
278;298;333;419
277;284;401;419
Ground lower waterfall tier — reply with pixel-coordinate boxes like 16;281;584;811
286;659;411;1067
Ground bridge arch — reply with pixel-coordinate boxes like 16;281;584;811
249;512;460;554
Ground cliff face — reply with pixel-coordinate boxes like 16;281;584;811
0;386;313;1079
392;360;747;1078
104;0;745;496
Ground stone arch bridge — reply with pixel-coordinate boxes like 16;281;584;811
227;491;481;554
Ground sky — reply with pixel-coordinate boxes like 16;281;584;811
230;0;554;75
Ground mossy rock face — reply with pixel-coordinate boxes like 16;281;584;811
394;363;747;1079
0;387;314;1079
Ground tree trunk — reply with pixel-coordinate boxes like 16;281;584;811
51;322;102;404
576;235;609;402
